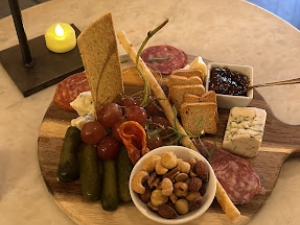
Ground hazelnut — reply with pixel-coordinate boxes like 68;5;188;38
175;172;189;182
175;199;189;215
186;191;201;202
174;181;188;197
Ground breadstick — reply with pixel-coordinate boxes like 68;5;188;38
117;30;241;221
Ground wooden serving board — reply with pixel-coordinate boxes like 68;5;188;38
38;55;300;225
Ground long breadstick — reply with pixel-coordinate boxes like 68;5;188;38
117;30;241;221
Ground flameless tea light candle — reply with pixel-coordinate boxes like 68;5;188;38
45;23;76;53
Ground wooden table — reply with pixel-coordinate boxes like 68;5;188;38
0;0;299;225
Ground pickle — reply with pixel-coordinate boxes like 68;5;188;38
79;144;101;201
101;160;119;211
117;147;133;202
57;126;81;182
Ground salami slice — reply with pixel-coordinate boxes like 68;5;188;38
54;72;90;111
140;45;188;75
195;140;262;205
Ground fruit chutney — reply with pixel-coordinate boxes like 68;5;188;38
208;67;250;96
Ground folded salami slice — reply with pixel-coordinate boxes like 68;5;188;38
140;45;188;75
54;72;90;111
195;140;262;205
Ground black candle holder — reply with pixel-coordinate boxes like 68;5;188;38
0;0;83;97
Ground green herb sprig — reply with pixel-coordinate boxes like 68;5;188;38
135;18;169;107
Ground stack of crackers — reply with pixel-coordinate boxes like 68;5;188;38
168;69;218;135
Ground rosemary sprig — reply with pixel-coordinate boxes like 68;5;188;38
135;18;169;107
148;55;171;62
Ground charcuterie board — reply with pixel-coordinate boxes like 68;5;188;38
38;55;300;225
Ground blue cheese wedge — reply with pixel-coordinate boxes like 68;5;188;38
70;91;96;129
222;107;267;158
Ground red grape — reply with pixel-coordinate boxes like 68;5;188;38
97;135;121;160
146;132;163;150
112;117;128;141
125;105;147;125
81;121;107;144
145;101;158;117
96;103;122;128
150;116;172;137
118;97;137;108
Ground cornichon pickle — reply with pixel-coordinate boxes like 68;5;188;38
57;126;81;182
101;160;119;211
117;147;133;202
79;143;101;201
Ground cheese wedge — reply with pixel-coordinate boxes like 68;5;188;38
222;107;267;158
77;13;124;112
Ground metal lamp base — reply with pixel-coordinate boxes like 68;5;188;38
0;24;83;97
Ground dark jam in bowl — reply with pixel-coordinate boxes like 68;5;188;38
208;67;250;96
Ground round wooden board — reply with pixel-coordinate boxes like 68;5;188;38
38;55;300;225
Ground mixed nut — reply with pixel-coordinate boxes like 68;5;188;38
131;151;210;219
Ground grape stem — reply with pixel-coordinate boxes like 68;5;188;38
135;18;169;107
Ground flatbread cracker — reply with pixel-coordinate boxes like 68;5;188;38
77;13;124;112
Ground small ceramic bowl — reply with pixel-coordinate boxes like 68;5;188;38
129;145;216;224
206;62;253;109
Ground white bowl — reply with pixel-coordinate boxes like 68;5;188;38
129;145;217;224
206;62;253;109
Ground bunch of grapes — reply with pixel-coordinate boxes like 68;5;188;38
80;97;173;160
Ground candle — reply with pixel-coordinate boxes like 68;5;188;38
45;23;76;53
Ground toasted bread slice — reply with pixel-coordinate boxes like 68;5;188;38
184;91;217;103
77;13;124;112
180;102;218;135
171;69;205;82
168;75;203;87
168;84;205;115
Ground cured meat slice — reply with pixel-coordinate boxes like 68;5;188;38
119;121;149;165
195;140;262;205
141;45;188;75
54;72;90;111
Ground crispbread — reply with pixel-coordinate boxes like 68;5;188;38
168;84;205;115
77;13;124;112
168;75;203;87
184;90;217;103
180;102;218;135
171;68;205;82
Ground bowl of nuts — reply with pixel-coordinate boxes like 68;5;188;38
129;145;216;224
206;62;253;109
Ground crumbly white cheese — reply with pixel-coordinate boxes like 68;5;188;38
70;91;96;129
222;107;267;158
71;113;95;130
70;91;94;116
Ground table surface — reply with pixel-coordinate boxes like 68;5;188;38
0;0;299;224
